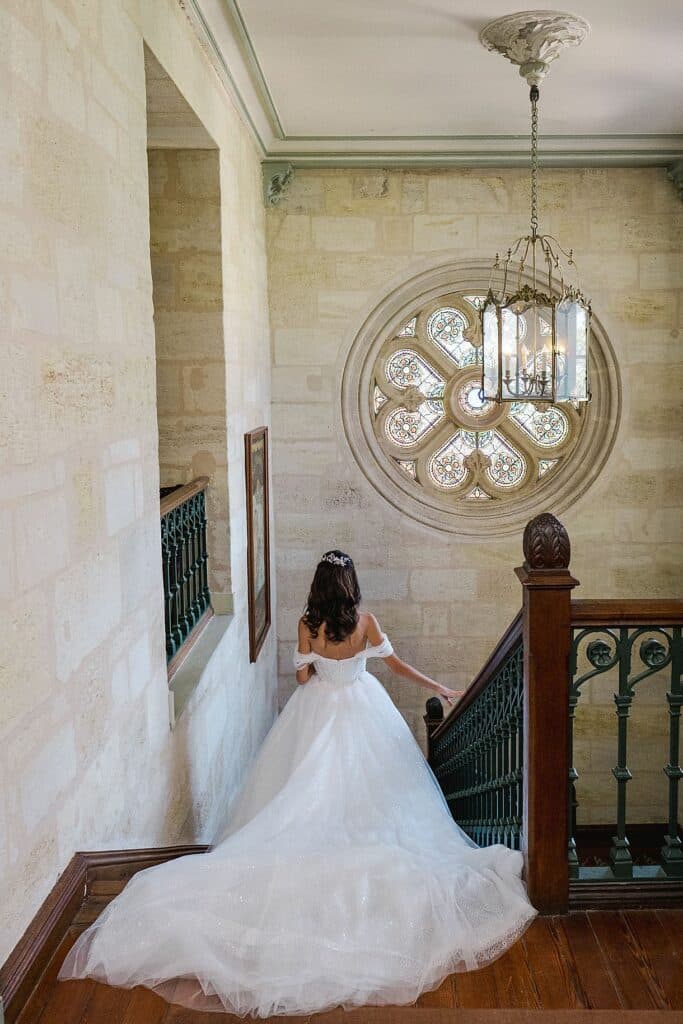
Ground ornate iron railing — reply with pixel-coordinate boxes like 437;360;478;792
160;478;212;667
428;613;524;849
569;600;683;881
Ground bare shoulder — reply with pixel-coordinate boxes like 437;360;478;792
360;611;383;645
297;617;312;652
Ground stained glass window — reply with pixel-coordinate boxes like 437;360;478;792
510;403;569;447
427;307;478;366
397;316;417;337
370;289;584;511
373;386;389;414
384;401;443;447
428;432;469;488
386;350;444;397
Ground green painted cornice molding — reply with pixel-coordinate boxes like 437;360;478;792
179;1;683;178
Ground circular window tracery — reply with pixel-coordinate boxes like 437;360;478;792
373;291;579;503
342;264;621;535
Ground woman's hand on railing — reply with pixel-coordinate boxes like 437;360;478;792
438;686;464;706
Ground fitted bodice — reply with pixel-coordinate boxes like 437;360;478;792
293;634;393;686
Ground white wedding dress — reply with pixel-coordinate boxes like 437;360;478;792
60;635;536;1016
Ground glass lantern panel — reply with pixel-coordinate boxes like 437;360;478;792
481;300;500;400
501;301;553;402
555;297;589;402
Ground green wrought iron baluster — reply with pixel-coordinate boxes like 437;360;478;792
662;625;683;876
501;682;511;846
568;637;580;879
181;501;193;636
199;490;210;611
610;627;633;879
170;507;183;651
161;513;175;661
515;645;523;845
188;493;199;625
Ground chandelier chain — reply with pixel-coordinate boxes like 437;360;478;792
530;85;539;239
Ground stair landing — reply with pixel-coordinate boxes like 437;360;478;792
16;908;683;1022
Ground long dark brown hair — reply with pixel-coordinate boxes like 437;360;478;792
302;550;361;643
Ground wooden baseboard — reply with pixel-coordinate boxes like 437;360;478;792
0;844;208;1024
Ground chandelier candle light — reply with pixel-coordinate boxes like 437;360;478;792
479;11;592;405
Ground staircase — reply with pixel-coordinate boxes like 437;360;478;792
427;512;683;914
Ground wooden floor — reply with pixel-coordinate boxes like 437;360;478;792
15;910;683;1023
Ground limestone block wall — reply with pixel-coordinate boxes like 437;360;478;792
148;148;231;599
0;0;276;962
267;167;683;825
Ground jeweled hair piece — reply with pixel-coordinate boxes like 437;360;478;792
320;552;352;567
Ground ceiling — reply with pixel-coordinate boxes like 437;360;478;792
186;0;683;165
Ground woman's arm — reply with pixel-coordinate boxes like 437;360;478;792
365;613;463;705
296;618;315;684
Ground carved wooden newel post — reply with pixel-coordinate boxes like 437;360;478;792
516;513;579;914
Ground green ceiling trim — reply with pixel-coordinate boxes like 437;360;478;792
222;0;285;139
262;148;683;169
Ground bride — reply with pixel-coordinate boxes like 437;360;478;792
60;550;536;1016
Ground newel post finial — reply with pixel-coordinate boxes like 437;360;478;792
516;511;579;915
522;511;571;571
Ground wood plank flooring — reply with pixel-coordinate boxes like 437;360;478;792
15;910;683;1023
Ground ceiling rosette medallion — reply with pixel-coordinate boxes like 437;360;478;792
480;10;590;87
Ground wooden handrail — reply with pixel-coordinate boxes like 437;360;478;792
431;610;523;742
571;598;683;627
159;476;209;518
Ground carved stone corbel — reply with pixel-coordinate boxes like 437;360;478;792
667;161;683;202
263;162;293;207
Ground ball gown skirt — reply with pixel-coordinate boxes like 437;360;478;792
59;636;537;1016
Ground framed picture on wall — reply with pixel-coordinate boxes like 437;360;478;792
245;426;271;662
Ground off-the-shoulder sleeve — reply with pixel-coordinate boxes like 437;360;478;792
366;634;393;658
293;648;317;670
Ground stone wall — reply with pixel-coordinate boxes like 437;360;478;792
0;0;276;962
267;167;683;825
149;147;231;601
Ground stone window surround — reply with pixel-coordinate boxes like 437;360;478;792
342;260;622;536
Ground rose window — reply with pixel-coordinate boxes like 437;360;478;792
343;269;619;535
371;291;583;506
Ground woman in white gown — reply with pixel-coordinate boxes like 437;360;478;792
60;550;536;1016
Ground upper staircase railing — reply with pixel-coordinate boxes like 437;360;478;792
426;512;683;914
427;611;523;850
160;477;212;675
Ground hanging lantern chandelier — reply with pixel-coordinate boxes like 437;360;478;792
479;11;592;405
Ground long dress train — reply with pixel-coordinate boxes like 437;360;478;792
59;635;536;1016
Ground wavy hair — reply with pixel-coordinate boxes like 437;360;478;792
302;550;361;643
